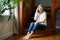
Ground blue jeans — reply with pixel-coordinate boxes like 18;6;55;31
28;22;46;33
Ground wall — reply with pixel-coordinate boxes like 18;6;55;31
0;16;13;40
0;7;19;40
35;0;51;6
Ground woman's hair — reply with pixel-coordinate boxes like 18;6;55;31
37;4;45;13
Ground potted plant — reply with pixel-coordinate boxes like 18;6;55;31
0;0;20;22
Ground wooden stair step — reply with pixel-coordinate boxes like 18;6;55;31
23;28;54;36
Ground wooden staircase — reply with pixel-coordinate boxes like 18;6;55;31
19;0;59;36
22;6;55;36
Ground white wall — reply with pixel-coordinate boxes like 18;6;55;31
0;16;13;40
35;0;51;6
0;7;19;40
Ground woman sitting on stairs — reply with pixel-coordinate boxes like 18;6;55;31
23;4;47;40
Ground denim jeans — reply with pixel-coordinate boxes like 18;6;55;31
28;22;46;33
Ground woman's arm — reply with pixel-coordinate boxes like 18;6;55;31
35;19;46;24
35;12;46;24
34;12;37;21
34;8;39;21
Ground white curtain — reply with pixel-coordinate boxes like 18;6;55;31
12;6;19;35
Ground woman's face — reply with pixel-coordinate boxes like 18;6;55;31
38;6;44;13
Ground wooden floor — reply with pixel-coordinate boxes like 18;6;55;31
4;29;60;40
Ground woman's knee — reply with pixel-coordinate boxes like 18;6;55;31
30;22;34;24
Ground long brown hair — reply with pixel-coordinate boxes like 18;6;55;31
37;4;45;13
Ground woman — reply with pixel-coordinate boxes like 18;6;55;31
23;4;47;40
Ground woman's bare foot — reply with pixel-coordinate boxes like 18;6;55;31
23;35;27;40
23;34;30;40
23;31;33;40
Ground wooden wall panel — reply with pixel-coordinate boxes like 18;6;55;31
19;1;23;34
51;0;60;31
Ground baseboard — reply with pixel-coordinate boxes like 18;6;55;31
0;31;13;40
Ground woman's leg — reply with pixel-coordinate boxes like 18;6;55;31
23;22;34;40
24;24;38;40
31;24;38;33
27;22;34;34
28;24;38;35
24;24;46;40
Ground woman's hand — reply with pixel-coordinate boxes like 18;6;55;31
35;22;40;25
